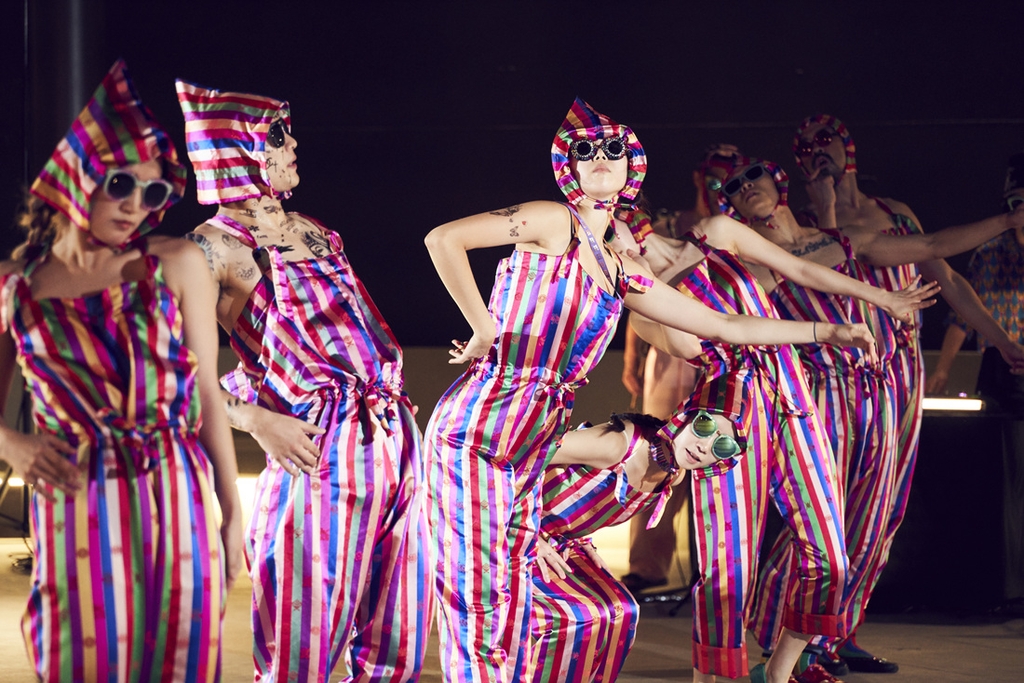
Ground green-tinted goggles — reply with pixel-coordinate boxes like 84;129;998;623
691;410;743;460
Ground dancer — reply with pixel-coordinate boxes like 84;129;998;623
0;60;242;682
620;145;739;595
424;97;876;683
790;115;1024;673
176;80;430;682
708;156;1024;681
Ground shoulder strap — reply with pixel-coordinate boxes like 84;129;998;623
565;204;613;284
204;214;259;249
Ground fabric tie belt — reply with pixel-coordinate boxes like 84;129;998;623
95;407;193;473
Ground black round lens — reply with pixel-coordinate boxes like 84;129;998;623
142;182;171;210
105;172;135;200
570;140;596;161
747;165;766;181
603;139;625;159
267;121;286;148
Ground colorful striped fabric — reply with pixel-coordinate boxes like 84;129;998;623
664;234;847;679
175;80;290;205
207;214;431;682
749;230;901;653
426;206;651;682
31;59;186;238
529;464;656;682
551;98;646;209
793;114;858;176
1;245;225;682
948;230;1024;350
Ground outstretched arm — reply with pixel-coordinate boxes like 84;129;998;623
849;205;1023;268
715;217;939;324
926;324;969;395
424;201;570;363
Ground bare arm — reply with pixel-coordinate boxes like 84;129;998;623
160;239;244;589
221;389;324;476
849;206;1022;268
716;217;939;323
424;201;571;363
621;261;878;361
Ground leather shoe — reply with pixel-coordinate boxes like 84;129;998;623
844;655;899;673
794;663;844;683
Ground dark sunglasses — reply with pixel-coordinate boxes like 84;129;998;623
101;169;173;211
722;163;768;197
569;136;627;162
795;129;836;158
690;410;743;460
267;119;291;149
1006;195;1024;213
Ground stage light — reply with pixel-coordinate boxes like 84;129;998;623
922;397;984;411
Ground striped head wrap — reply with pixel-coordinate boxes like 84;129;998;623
697;145;742;215
551;97;646;209
175;80;291;205
717;156;789;225
30;59;186;237
793;113;857;176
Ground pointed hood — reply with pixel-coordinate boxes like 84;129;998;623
176;79;291;205
551;97;646;209
30;59;186;238
793;113;857;176
717;156;789;225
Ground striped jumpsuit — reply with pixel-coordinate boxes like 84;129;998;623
210;216;431;682
529;463;658;682
749;231;901;651
667;235;847;679
864;199;925;599
426;207;649;683
2;245;226;682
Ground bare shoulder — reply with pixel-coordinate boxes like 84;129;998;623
0;258;25;279
881;197;925;229
147;235;209;271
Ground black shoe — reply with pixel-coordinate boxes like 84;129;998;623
803;645;849;677
620;572;668;592
844;655;899;674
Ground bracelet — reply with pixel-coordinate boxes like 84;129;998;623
813;321;818;343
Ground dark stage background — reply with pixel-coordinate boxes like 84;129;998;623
2;1;1023;350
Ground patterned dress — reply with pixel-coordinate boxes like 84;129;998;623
210;215;431;683
426;205;650;683
529;462;656;683
2;244;226;683
663;234;847;679
749;230;901;652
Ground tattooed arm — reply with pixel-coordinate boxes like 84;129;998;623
424;200;571;363
221;389;324;476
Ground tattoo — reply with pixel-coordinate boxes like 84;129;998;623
266;158;279;172
222;234;244;249
235;265;257;280
239;208;258;218
277;245;295;254
490;204;522;218
491;204;524;237
791;236;836;258
185;233;217;272
302;230;331;257
264;205;281;214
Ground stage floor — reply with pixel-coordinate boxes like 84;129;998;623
0;538;1021;682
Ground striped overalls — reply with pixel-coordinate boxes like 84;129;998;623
426;207;649;683
211;216;431;683
749;231;901;652
529;463;657;682
2;244;226;682
666;235;848;678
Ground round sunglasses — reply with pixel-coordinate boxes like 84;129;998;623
101;169;173;211
722;163;768;198
690;410;743;460
795;129;836;158
1006;195;1023;213
569;136;627;162
267;119;291;149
